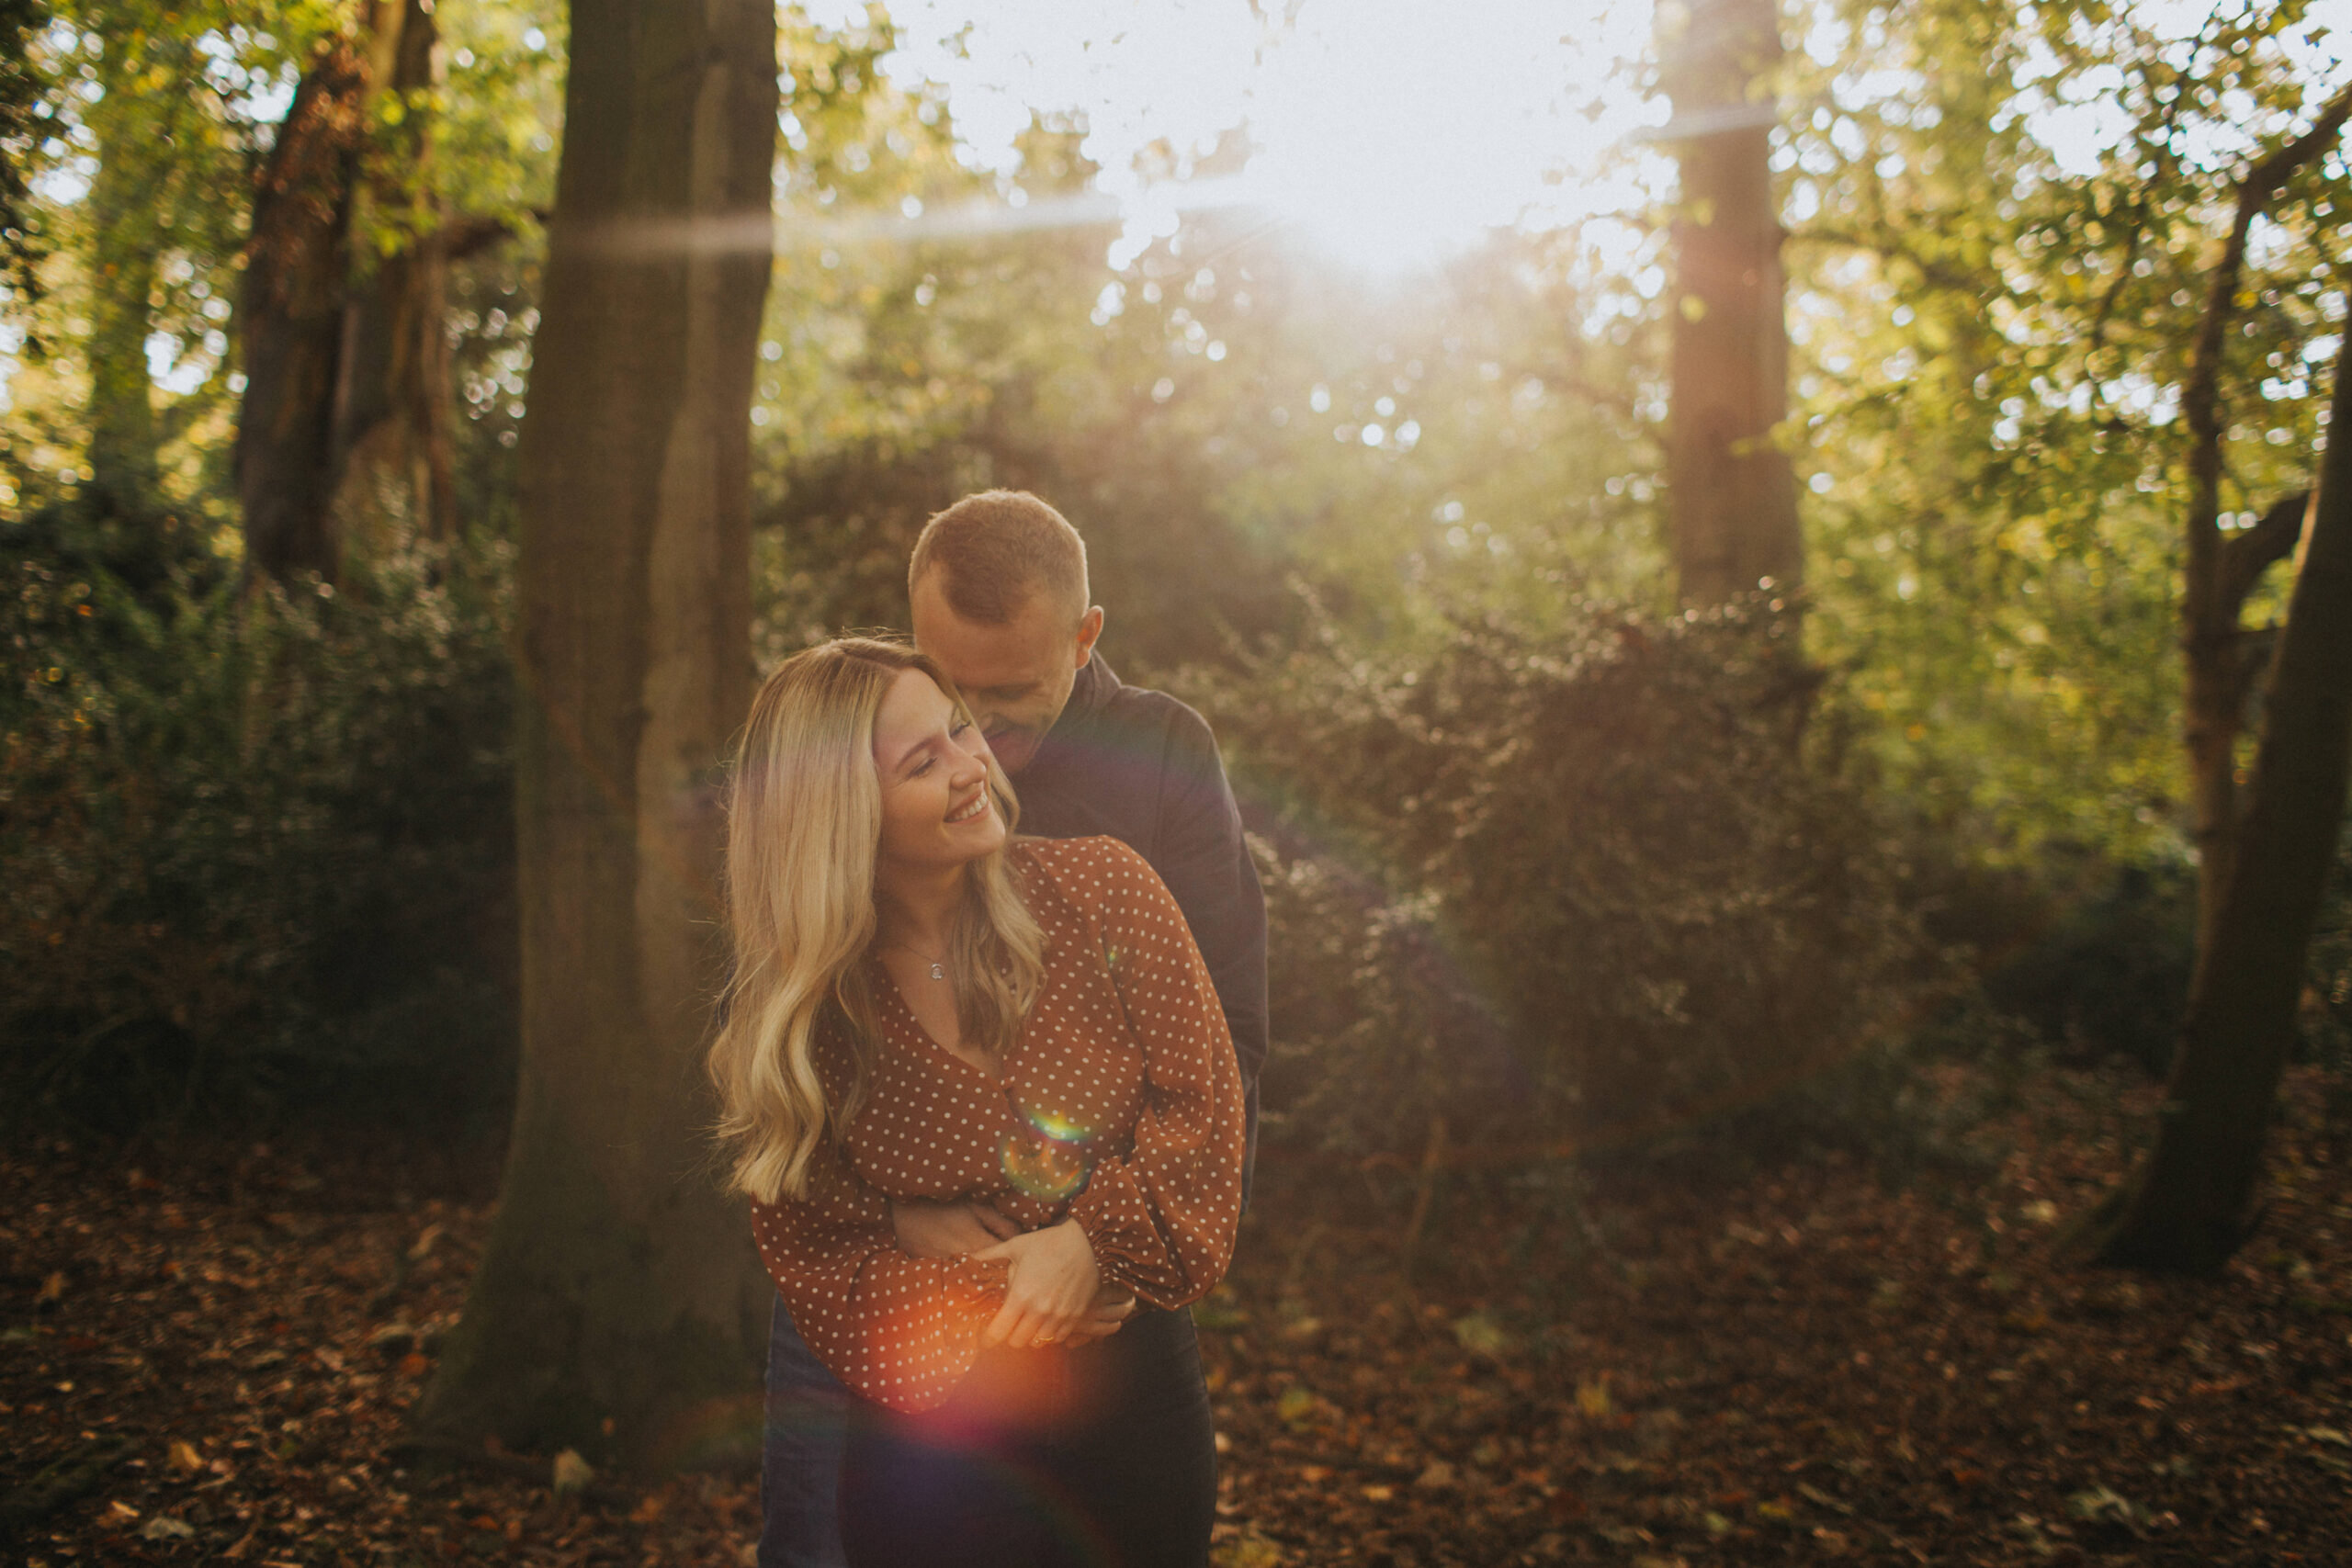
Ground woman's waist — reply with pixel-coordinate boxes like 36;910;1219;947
864;1306;1203;1438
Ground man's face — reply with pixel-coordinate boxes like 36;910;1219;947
910;571;1102;776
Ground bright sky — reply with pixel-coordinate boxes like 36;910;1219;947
808;0;1668;273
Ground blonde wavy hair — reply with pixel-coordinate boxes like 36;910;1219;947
709;637;1045;1204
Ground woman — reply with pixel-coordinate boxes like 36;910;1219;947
708;637;1245;1568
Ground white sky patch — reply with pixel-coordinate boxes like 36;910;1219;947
852;0;1664;273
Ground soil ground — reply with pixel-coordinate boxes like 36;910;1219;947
6;1062;2351;1566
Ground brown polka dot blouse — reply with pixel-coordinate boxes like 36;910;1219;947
749;836;1248;1413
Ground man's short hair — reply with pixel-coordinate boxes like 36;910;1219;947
908;491;1091;626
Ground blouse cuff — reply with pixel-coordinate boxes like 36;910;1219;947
1065;1164;1164;1303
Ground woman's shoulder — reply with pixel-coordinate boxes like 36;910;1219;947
1013;835;1163;914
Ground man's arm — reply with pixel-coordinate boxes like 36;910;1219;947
1147;705;1269;1199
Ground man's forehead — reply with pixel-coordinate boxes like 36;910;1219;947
911;583;1068;682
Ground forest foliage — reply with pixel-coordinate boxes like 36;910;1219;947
6;0;2352;1151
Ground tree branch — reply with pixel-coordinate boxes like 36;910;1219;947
2220;490;2313;619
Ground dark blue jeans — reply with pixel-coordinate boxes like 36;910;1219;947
758;1293;851;1568
838;1305;1216;1568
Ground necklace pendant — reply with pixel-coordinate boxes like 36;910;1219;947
928;961;946;981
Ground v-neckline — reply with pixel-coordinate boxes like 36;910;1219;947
873;956;1001;1081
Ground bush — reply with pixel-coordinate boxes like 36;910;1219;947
1250;834;1519;1160
1;528;517;1130
1980;863;2195;1077
1191;597;1934;1157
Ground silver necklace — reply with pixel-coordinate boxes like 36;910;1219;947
887;942;949;981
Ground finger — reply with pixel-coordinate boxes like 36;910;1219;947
974;1204;1019;1241
981;1299;1021;1348
1002;1305;1047;1350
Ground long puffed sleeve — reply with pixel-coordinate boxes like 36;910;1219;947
750;1133;1009;1414
1060;839;1248;1308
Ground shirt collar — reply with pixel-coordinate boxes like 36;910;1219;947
1028;649;1119;771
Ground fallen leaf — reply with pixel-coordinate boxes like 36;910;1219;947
1577;1375;1613;1419
553;1449;594;1495
140;1517;196;1541
166;1439;205;1473
1452;1311;1513;1358
1415;1460;1455;1489
38;1270;66;1306
1213;1529;1283;1568
1274;1384;1319;1428
1360;1484;1394;1503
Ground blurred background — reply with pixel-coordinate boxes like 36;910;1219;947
5;0;2350;1174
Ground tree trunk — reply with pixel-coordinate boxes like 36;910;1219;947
409;0;776;1472
331;0;460;551
2095;327;2352;1275
84;34;162;514
236;39;368;581
2171;83;2352;951
1657;0;1802;608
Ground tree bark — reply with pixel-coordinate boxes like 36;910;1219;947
2095;321;2352;1274
2174;82;2352;952
236;39;368;581
83;32;164;514
331;0;460;551
1657;0;1802;608
409;0;776;1472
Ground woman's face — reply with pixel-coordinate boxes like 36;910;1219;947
871;667;1006;877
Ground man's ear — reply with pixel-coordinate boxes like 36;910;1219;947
1072;605;1105;667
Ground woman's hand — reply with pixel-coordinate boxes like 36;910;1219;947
1059;1283;1137;1348
973;1220;1101;1349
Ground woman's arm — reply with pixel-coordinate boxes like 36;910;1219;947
1058;839;1250;1310
752;1141;1010;1413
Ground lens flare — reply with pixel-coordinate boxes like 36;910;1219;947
1001;1127;1091;1201
1023;1105;1093;1145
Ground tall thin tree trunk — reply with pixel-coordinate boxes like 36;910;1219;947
1657;0;1801;609
2095;326;2352;1274
84;35;162;514
237;40;368;581
2172;83;2352;953
332;0;459;550
409;0;776;1471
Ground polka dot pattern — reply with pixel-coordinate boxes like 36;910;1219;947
748;836;1248;1413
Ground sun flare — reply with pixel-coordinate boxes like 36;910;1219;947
839;0;1665;274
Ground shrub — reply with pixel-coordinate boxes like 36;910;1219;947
1190;597;1933;1156
1;531;516;1130
1250;833;1518;1161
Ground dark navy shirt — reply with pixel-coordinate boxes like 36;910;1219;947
1012;651;1267;1197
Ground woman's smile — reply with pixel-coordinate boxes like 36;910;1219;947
948;789;991;824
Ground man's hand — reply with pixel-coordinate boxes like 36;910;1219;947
974;1220;1101;1349
890;1198;1017;1259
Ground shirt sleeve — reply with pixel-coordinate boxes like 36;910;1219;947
1063;839;1249;1309
750;1121;1009;1414
1147;705;1270;1201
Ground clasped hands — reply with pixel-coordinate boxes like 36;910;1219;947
890;1199;1136;1350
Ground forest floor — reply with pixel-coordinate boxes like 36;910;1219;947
6;1061;2352;1567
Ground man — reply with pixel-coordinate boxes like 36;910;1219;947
758;490;1269;1568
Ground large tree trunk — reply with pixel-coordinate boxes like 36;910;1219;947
236;40;368;581
409;0;776;1472
331;0;459;551
2095;324;2352;1274
1657;0;1802;608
